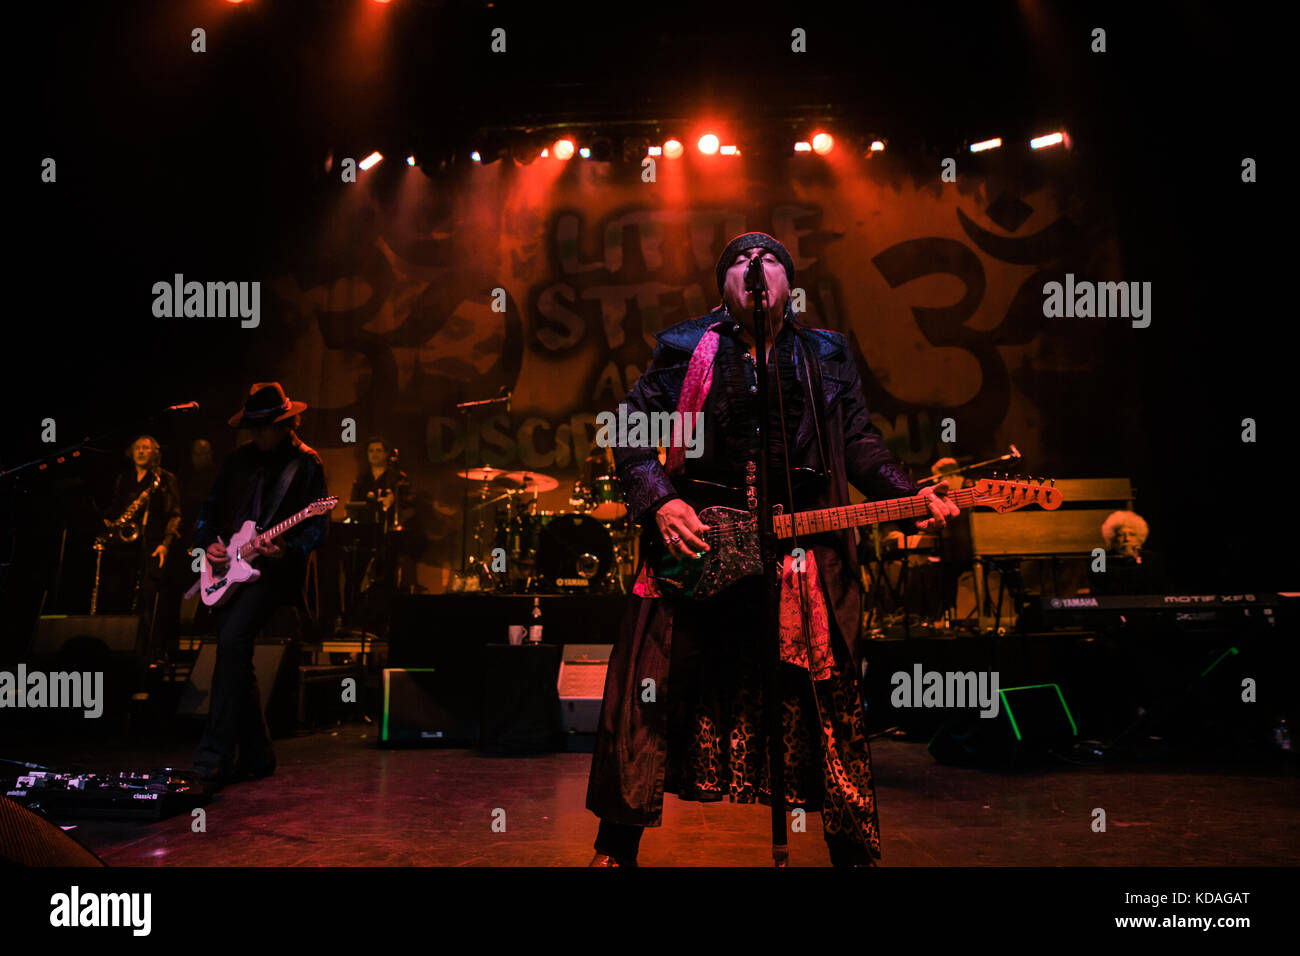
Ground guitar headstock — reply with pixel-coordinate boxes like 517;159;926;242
308;496;340;516
971;476;1063;513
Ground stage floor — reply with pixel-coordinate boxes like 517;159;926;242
16;730;1298;867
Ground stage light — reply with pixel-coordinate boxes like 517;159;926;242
969;137;1002;153
470;151;482;163
553;139;575;160
663;139;684;159
869;140;885;152
811;132;833;155
359;151;383;170
719;144;738;156
579;147;591;158
406;155;416;166
647;145;662;156
697;134;719;155
540;148;549;158
1030;131;1066;150
794;141;812;152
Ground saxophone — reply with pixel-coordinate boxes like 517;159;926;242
91;469;162;614
101;469;162;545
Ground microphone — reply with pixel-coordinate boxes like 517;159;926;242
168;401;200;412
744;254;767;293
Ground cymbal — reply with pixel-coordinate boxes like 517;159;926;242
498;470;559;493
458;467;509;482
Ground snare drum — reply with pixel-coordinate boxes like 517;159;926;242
588;475;627;522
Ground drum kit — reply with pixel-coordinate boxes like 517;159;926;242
456;450;639;593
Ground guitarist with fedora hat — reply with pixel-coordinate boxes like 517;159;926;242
191;382;329;791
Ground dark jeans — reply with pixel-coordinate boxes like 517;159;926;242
594;820;871;867
192;576;286;772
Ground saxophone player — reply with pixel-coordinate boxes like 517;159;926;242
94;435;182;634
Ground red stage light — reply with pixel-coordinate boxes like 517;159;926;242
811;132;833;155
663;139;684;159
553;139;575;160
697;134;719;155
359;151;383;170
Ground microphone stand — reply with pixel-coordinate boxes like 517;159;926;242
915;444;1021;485
746;257;788;866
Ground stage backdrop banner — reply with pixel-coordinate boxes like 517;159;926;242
268;155;1130;589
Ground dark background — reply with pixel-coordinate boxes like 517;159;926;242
4;0;1290;652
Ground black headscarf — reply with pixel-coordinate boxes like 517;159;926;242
715;232;795;295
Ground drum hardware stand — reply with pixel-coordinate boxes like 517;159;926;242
455;390;512;582
862;526;900;632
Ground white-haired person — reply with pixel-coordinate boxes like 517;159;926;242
1089;510;1168;595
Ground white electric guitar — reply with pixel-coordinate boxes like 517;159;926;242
199;496;338;607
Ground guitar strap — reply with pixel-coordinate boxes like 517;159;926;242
258;458;301;531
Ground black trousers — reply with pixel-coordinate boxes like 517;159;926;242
192;576;286;772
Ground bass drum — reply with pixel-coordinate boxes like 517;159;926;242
536;514;613;589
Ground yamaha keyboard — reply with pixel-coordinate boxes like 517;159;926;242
1029;593;1291;631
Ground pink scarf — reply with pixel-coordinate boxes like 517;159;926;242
634;322;835;680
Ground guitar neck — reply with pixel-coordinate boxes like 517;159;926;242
773;487;981;539
251;506;316;548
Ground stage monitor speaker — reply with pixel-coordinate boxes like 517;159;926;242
557;644;611;735
175;641;296;738
16;615;146;735
381;668;476;745
0;796;105;867
29;615;144;666
929;682;1078;768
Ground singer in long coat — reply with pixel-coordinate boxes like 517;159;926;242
585;304;919;862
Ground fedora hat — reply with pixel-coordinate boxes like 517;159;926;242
228;382;308;428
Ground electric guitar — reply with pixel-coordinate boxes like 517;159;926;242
199;496;338;607
648;478;1063;599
